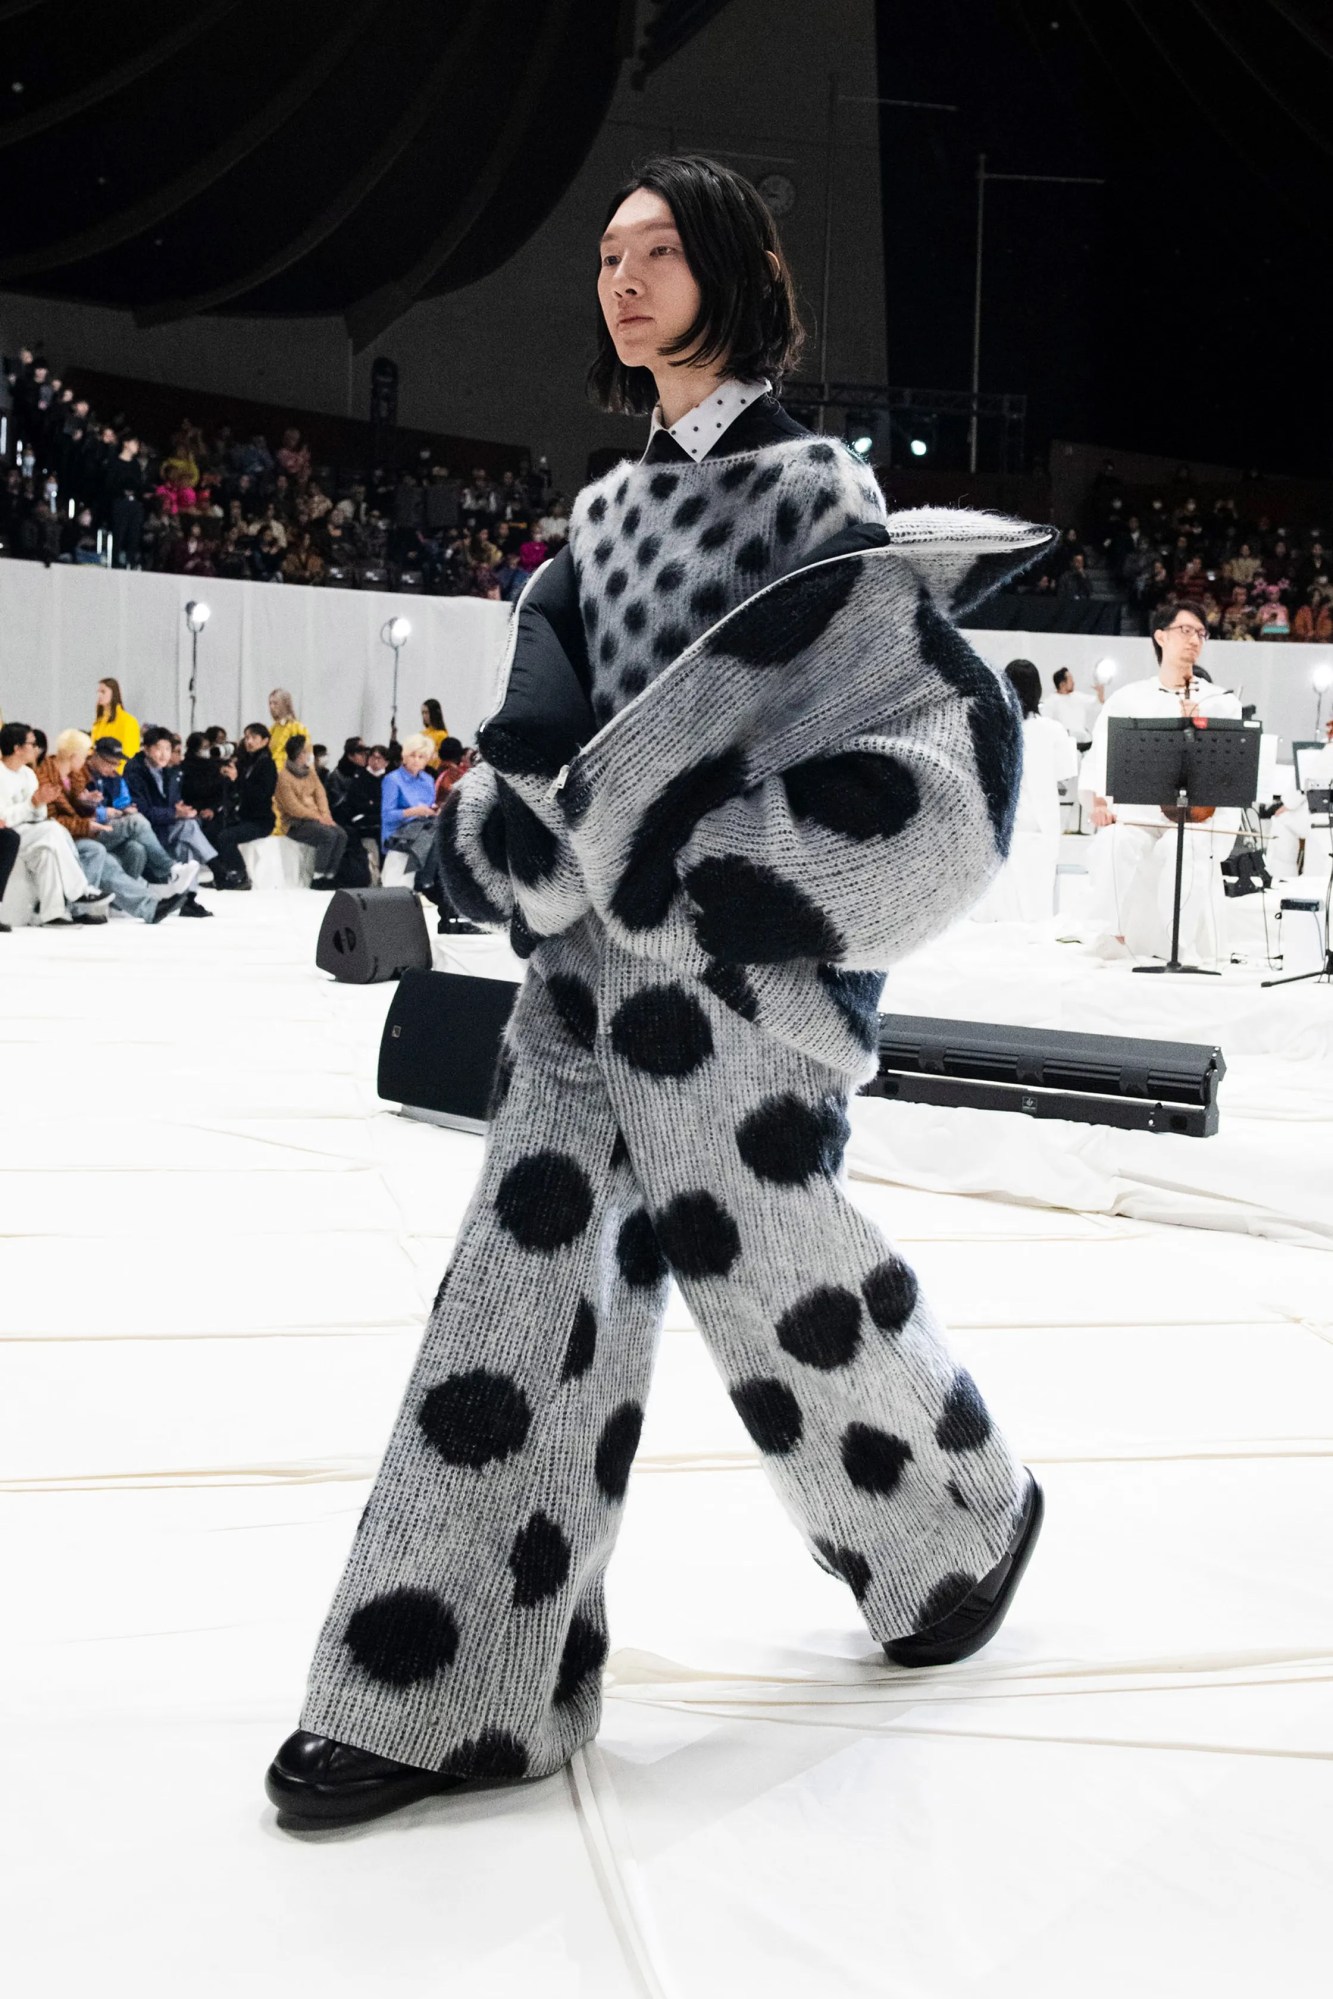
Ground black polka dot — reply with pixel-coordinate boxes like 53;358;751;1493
690;580;728;620
488;1044;515;1116
655;1190;741;1278
609;1128;630;1170
593;693;614;725
736;533;769;574
497;780;559;886
936;1370;992;1453
720;460;752;490
862;1257;918;1333
776;1286;862;1369
736;1092;848;1184
685;856;845;963
711;558;856;667
584;598;600;634
599;631;618;665
701;957;759;1021
653;621;690;660
418;1368;531;1468
561;1298;597;1381
951;546;1029;616
509;909;540;959
608;749;748;933
914;1571;978;1629
775;496;802;543
478;717;574;783
649;471;680;500
436;798;508;927
813;1538;872;1603
495;1151;594;1252
819;964;884;1051
610;983;714;1077
614;477;629;504
479;797;508;873
606;568;629;599
750;462;784;497
595;1401;644;1500
553;1614;608;1706
654;562;685;593
699;518;733;551
731;1377;803;1455
623;504;641;536
592;534;614;566
344;1587;458;1688
440;1728;529;1783
841;1424;912;1495
545;972;596;1049
915;587;1020;853
624;599;647;637
635;533;662;569
509;1510;572;1608
616;1207;667;1288
783;751;920;843
674;494;707;528
588;494;608;524
808;441;836;464
620;665;648;699
810;484;840;521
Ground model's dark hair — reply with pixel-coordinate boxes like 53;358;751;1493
1004;659;1042;718
1150;602;1206;662
588;154;804;415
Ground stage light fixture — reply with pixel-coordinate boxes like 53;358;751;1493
1094;657;1118;685
909;437;929;458
386;615;412;645
381;615;413;740
850;434;873;459
184;599;211;632
182;599;212;731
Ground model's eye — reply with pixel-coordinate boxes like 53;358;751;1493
601;253;619;268
651;243;678;256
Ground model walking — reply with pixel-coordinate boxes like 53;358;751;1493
267;156;1053;1829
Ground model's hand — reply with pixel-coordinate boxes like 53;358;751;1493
1091;798;1115;828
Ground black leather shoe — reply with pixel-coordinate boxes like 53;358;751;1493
265;1730;463;1829
885;1472;1044;1668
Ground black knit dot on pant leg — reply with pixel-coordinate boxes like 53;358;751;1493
653;622;690;661
654;1190;741;1279
545;972;597;1050
914;1570;979;1631
624;599;647;636
635;533;662;570
588;494;608;524
610;983;714;1078
606;568;629;599
616;1208;667;1288
690;580;729;621
509;1510;573;1608
841;1423;913;1495
735;1092;848;1185
685;856;845;964
495;1150;594;1252
620;666;648;699
776;1286;863;1370
418;1369;532;1468
561;1297;597;1382
440;1728;529;1783
699;518;733;552
623;504;641;536
701;957;759;1022
592;533;614;566
862;1256;919;1334
654;562;685;593
599;631;618;666
595;1401;644;1500
936;1369;993;1452
782;750;921;843
553;1614;609;1706
736;533;769;575
343;1586;459;1688
731;1378;803;1455
812;1538;872;1603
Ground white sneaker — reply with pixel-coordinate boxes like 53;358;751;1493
165;861;202;896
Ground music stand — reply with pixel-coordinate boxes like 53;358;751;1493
1106;716;1262;977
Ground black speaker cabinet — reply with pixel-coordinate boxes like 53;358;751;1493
378;970;520;1131
315;887;431;984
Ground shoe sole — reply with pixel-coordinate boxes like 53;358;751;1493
886;1476;1045;1669
266;1769;464;1830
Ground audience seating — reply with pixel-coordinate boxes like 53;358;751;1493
238;834;317;890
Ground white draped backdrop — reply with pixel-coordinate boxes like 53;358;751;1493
1;560;1329;760
0;564;512;749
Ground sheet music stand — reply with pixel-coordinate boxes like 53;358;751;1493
1105;716;1262;976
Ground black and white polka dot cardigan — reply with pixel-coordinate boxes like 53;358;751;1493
567;435;887;725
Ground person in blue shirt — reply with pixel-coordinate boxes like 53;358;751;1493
380;733;439;882
79;737;178;884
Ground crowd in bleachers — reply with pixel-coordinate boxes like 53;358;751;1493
0;673;473;932
1;346;568;597
1011;460;1333;640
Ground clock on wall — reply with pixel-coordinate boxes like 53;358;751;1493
757;172;797;219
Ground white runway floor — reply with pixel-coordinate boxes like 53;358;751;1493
4;883;1332;1997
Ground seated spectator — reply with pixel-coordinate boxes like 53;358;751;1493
1056;551;1090;600
496;549;528;602
1199;590;1223;636
282;530;324;585
92;677;141;760
273;734;347;887
1262;537;1293;588
276;427;311;484
380;733;440;880
518;529;548;572
123;726;217;878
1221;585;1256;640
210;723;278;889
433;737;470;801
37;730;189;923
366;744;390;783
1255;586;1290;638
326;737;383;878
0;720;110;924
81;736;182;884
1173;555;1209;605
180;730;232;830
1292;589;1333;643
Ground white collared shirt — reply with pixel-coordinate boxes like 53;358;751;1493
644;377;771;462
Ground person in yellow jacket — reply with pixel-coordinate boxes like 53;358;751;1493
92;678;141;761
267;688;308;833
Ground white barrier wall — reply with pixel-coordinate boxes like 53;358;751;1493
0;563;512;749
963;626;1333;759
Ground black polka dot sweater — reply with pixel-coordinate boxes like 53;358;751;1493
297;417;1057;1783
567;434;887;724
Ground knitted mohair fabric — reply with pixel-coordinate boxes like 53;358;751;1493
297;488;1058;1786
566;435;888;724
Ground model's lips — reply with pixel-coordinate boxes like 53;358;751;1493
616;314;651;327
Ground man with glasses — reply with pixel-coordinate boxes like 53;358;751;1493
1078;606;1243;961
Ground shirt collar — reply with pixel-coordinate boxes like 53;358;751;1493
644;377;771;463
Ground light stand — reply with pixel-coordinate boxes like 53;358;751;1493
1312;661;1333;736
183;599;211;733
380;616;411;742
1262;789;1333;990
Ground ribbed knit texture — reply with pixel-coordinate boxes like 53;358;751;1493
298;479;1055;1784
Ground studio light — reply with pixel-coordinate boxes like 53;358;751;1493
182;599;212;731
909;437;929;458
1094;657;1119;686
850;434;873;460
380;615;413;740
386;615;411;645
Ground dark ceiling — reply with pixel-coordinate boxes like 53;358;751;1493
0;0;651;348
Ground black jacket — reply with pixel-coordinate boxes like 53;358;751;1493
326;758;381;837
234;748;277;830
123;752;178;838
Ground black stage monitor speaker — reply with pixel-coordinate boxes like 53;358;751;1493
378;970;520;1132
316;887;431;984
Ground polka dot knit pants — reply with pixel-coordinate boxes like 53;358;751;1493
299;923;1025;1783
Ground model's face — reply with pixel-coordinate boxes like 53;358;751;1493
598;188;701;373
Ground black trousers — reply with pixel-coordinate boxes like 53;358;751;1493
211;820;277;884
0;826;19;901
